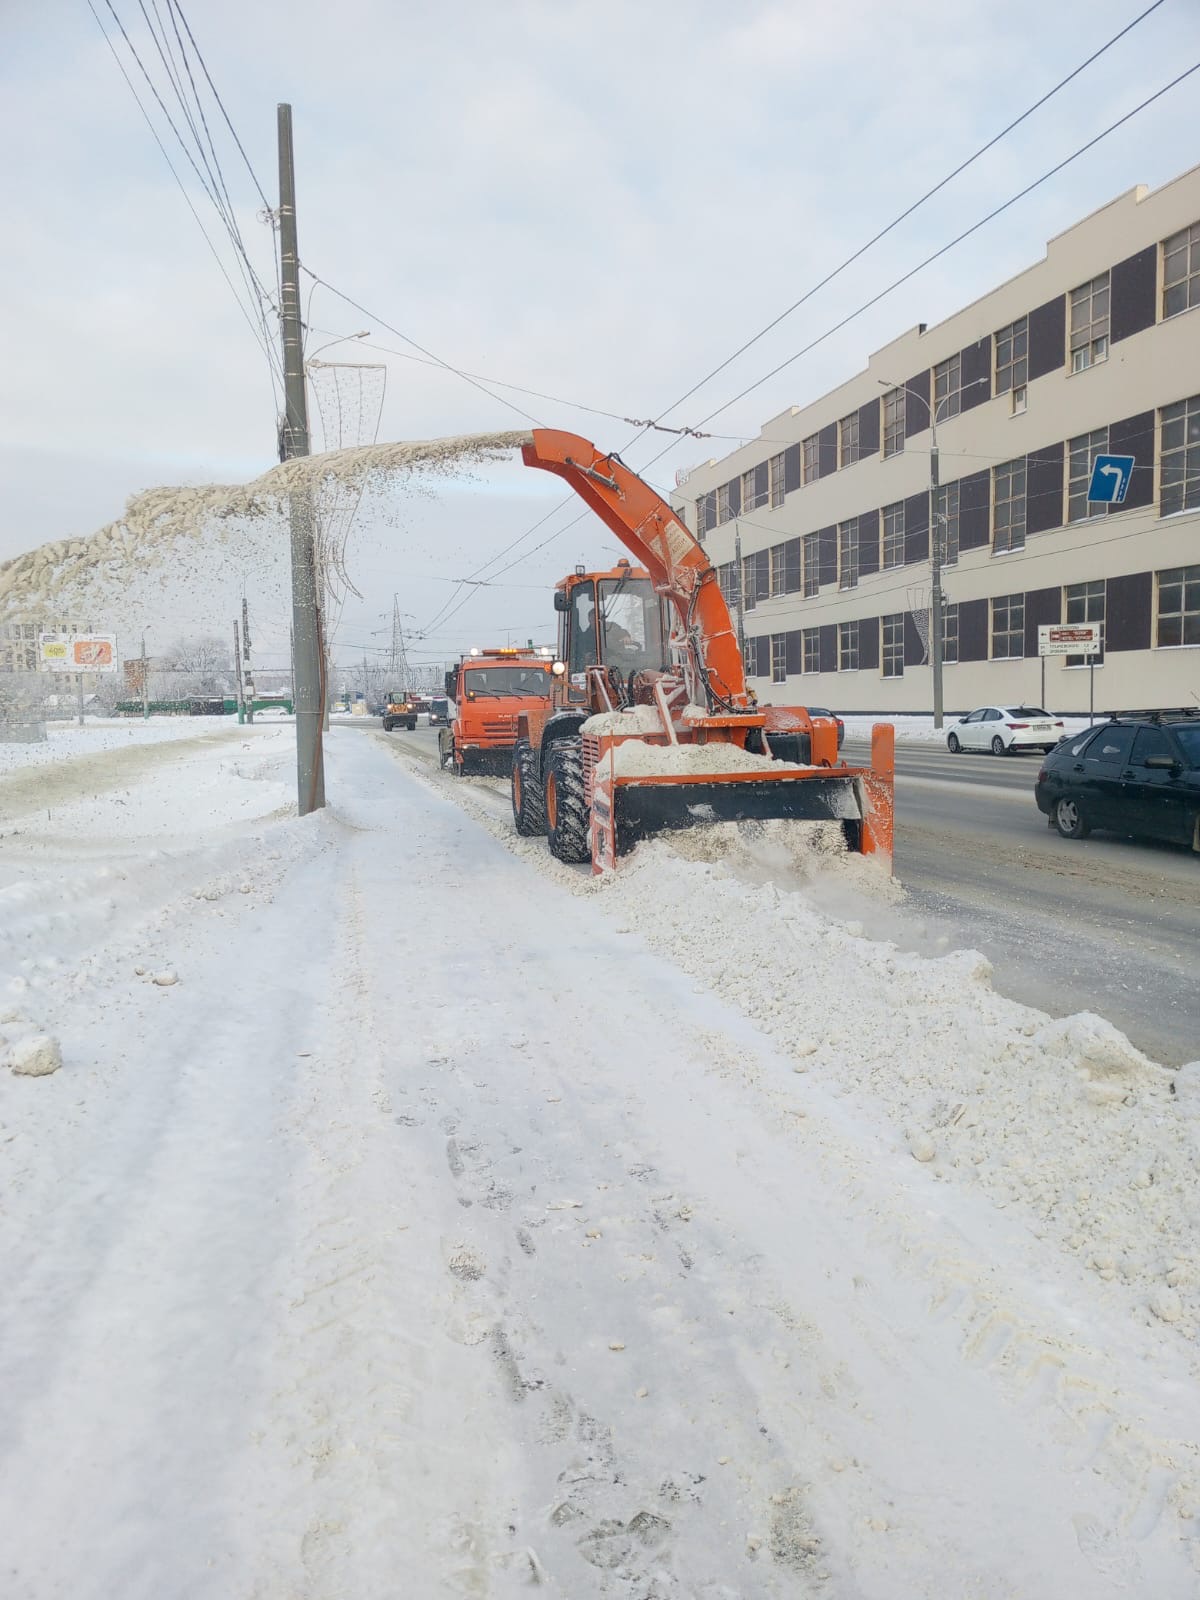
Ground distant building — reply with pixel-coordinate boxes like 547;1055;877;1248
673;163;1200;712
0;618;95;676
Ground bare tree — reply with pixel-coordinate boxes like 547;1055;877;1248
159;635;232;696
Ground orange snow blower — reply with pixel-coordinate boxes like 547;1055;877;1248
508;430;894;874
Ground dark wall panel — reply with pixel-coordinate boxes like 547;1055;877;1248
818;525;837;588
1024;586;1061;657
784;537;802;593
818;422;838;479
858;617;880;672
905;369;931;437
703;491;717;533
753;462;769;504
960;337;991;412
819;623;838;674
1028;295;1065;382
959;470;991;552
958;598;988;662
785;630;803;675
727;477;741;517
858;509;880;577
1111;245;1157;344
1107;410;1155;512
858;398;880;457
1027;442;1064;535
784;443;802;493
1106;572;1152;652
903;611;926;667
904;491;929;564
755;549;771;601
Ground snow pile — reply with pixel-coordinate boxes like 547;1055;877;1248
0;716;232;776
580;705;665;736
8;1034;62;1077
611;740;810;777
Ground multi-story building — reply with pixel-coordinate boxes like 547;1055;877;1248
1;619;96;676
673;163;1200;713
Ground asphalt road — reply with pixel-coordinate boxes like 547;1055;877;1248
356;720;1198;1067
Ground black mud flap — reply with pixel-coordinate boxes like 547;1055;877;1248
612;775;861;845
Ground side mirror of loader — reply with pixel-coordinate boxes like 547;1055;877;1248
553;590;570;613
444;671;456;700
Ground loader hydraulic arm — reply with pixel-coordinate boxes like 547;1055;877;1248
521;429;747;708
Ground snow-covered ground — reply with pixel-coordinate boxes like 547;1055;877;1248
0;714;239;775
1;722;1198;1597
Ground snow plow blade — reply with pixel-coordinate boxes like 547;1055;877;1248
588;724;895;874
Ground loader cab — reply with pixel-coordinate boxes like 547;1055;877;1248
554;562;667;700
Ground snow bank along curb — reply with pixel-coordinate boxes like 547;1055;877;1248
384;738;1200;1357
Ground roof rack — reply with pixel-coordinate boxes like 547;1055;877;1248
1100;706;1200;722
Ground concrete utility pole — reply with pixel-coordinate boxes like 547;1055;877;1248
141;632;149;722
234;619;245;725
277;102;325;813
928;413;945;731
241;597;254;724
733;523;746;656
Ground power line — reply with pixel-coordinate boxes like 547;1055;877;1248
166;0;273;211
641;0;1168;436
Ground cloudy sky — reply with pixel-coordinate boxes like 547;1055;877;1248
4;0;1198;678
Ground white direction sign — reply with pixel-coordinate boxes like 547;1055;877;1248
1038;624;1100;658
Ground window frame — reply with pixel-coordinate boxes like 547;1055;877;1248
941;601;959;664
1163;221;1200;320
1064;578;1105;667
994;315;1028;396
769;451;786;508
1159;393;1200;518
935;481;959;566
716;483;731;524
802;434;819;484
990;593;1025;660
1069;272;1110;372
838;619;860;672
802;627;820;674
933;352;962;420
882;501;905;569
1155;564;1200;648
837;517;859;591
882;389;904;458
838;411;860;469
1067;427;1109;523
881;613;904;679
993;458;1027;554
770;543;786;598
802;532;819;598
770;633;787;685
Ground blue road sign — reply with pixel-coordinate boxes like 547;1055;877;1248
1087;453;1135;504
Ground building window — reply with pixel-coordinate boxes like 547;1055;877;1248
771;634;787;684
837;518;859;590
991;593;1024;659
838;411;859;468
802;434;819;484
883;389;904;458
802;532;819;597
995;316;1028;396
696;497;708;540
769;452;786;508
1163;222;1200;319
1066;428;1108;523
716;483;731;524
770;543;786;597
1011;384;1027;415
882;614;904;678
743;468;767;513
882;501;905;568
933;353;961;420
1156;565;1200;647
1160;393;1200;517
935;481;959;566
942;602;959;664
1064;579;1105;666
742;555;756;611
717;562;736;604
993;458;1026;554
838;620;859;671
1070;272;1109;372
802;627;820;673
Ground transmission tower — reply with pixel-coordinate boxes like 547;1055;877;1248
389;594;411;694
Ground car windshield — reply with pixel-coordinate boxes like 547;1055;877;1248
1172;725;1200;765
462;666;552;698
1004;707;1051;718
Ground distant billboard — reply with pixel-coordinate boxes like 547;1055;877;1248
40;634;118;673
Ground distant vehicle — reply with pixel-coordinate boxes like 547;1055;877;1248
1035;709;1200;847
803;705;844;749
439;648;556;774
382;691;418;732
428;697;450;726
946;705;1064;755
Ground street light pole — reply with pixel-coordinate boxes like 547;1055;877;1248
141;630;149;722
928;408;945;730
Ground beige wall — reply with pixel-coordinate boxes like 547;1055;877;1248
674;164;1200;713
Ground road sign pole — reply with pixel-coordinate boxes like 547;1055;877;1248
1089;659;1095;726
1040;654;1045;712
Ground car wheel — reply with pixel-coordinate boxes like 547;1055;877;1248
1053;796;1090;840
991;735;1007;756
947;733;960;753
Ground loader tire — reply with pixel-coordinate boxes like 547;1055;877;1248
544;738;590;864
512;739;547;836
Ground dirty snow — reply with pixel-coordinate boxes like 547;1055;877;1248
610;739;810;777
2;721;1199;1597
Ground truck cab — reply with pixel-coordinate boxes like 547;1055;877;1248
439;648;556;774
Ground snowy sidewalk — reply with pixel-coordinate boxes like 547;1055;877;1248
1;728;1197;1596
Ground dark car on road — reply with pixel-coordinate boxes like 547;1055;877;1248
1035;709;1200;849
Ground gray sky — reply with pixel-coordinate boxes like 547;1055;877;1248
4;0;1198;673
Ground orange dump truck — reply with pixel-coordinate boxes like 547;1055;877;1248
438;647;557;775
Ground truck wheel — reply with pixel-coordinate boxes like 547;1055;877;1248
544;738;589;863
383;718;394;732
512;739;547;836
406;720;416;731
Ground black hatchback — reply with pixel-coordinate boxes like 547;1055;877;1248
1035;710;1200;849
